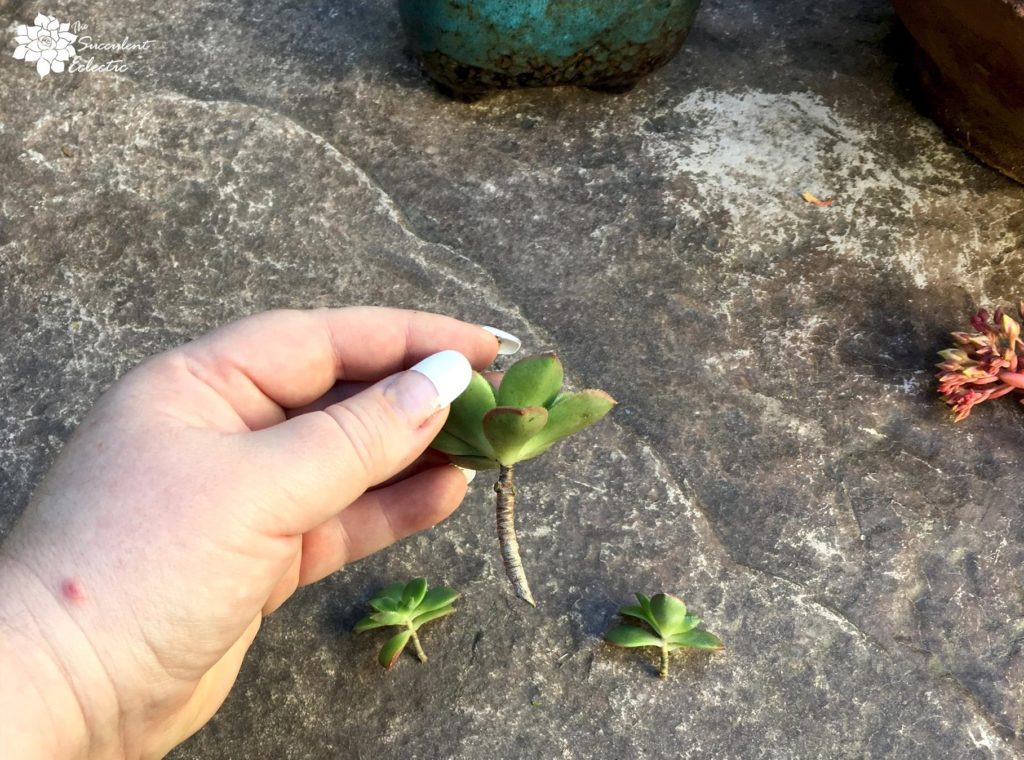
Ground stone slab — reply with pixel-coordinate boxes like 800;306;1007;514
1;1;1022;757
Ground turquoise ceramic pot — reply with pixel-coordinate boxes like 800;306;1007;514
398;0;702;98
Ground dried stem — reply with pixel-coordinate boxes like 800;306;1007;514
407;625;427;663
495;464;535;606
659;644;669;679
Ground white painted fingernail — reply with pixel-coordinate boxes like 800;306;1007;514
409;350;472;408
481;325;521;355
457;466;477;484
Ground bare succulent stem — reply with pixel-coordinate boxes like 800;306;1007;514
407;624;427;663
495;464;536;606
659;644;669;679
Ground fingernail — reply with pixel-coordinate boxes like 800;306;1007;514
457;466;477;484
481;325;521;356
408;350;472;409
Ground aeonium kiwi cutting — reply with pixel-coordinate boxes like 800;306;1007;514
430;352;615;606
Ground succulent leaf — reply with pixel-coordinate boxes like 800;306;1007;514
368;596;401;613
354;615;394;633
680;613;702;633
618;604;648;620
378;629;413;669
402;578;428;609
667;629;724;651
374;582;406;603
431;429;483;457
517;390;616;459
514;441;555;461
618;604;658;630
411;605;456;629
650;593;688;636
482;406;549;464
447;454;501;471
606;624;664;649
368;610;408;627
417;588;459;613
496;353;564;408
439;372;497;458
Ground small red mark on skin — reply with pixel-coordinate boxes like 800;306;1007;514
60;578;87;605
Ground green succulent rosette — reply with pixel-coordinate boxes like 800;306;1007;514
354;578;459;669
428;352;616;607
606;592;724;678
430;352;616;469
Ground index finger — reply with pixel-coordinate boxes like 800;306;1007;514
176;307;505;429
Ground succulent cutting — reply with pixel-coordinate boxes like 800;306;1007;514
606;592;724;679
354;579;458;668
431;352;616;606
936;304;1024;421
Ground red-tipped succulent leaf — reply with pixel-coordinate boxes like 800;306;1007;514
937;305;1024;421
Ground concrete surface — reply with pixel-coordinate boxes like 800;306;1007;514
1;0;1023;757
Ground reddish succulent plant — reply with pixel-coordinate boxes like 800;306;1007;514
937;305;1024;421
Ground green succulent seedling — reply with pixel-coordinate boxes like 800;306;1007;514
431;352;616;606
606;592;724;679
354;579;458;668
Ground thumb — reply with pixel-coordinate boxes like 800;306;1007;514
243;350;473;534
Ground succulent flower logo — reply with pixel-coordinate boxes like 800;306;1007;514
13;14;78;77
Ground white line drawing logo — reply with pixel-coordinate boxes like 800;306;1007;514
13;14;78;77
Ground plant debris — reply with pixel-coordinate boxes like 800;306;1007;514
801;191;834;207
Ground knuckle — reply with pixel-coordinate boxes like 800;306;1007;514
320;400;391;477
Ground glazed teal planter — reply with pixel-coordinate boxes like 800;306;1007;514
398;0;702;99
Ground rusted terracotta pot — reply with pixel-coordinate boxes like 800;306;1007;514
893;0;1024;184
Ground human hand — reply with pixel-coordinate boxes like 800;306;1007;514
0;307;518;759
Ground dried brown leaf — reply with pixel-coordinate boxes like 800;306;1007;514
801;191;834;207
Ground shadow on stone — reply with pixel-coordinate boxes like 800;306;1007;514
833;270;974;392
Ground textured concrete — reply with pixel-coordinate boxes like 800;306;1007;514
2;1;1023;758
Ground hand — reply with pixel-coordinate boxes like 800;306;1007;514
0;308;511;759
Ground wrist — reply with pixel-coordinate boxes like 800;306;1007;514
0;554;121;759
0;616;88;759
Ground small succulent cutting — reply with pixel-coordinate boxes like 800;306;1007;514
354;579;458;668
431;353;616;606
606;593;724;679
936;304;1024;421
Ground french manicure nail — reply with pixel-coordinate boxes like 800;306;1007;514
481;325;522;355
409;350;472;407
457;466;477;484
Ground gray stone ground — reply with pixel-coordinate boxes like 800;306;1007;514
2;0;1023;757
